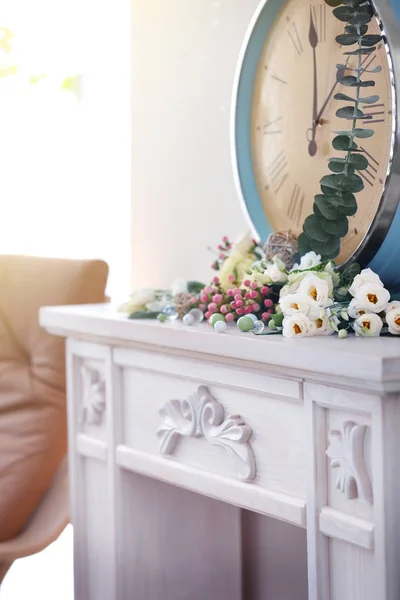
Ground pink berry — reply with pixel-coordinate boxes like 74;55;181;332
252;303;260;312
233;288;241;296
228;274;235;283
212;276;219;284
244;306;252;315
205;286;213;294
217;244;223;250
236;307;244;316
225;313;234;322
222;235;229;243
245;292;251;299
267;308;274;314
262;312;270;321
208;302;217;311
190;297;197;304
227;289;234;296
220;304;228;314
251;281;258;290
230;301;237;309
264;298;273;308
199;304;206;311
235;300;243;308
250;290;258;299
243;279;251;287
234;294;242;302
213;294;223;304
200;294;208;303
219;252;225;260
205;311;211;319
261;286;270;295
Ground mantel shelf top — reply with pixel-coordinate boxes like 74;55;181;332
40;303;400;389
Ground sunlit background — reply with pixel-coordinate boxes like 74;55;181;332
0;1;130;597
0;0;131;300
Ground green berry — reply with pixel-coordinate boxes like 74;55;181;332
209;313;225;326
237;315;254;332
157;313;167;323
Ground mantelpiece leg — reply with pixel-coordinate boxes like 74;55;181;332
305;383;400;600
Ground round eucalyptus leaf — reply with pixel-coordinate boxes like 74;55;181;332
345;24;368;34
339;75;358;86
298;232;312;254
357;80;376;87
335;33;359;45
353;128;374;138
314;195;342;221
325;0;343;5
360;34;383;46
320;215;349;238
333;5;355;21
309;236;340;259
342;173;364;192
344;47;375;55
334;92;356;102
366;65;382;73
336;106;366;119
328;160;346;173
359;95;380;104
349;12;373;25
349;153;369;170
332;134;358;150
303;215;332;243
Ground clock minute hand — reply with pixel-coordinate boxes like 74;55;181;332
308;7;319;157
315;61;348;123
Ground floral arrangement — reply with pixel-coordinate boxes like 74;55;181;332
119;232;400;339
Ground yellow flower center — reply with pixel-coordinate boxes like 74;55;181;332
311;287;317;301
367;293;378;304
315;319;323;329
362;320;371;329
293;303;299;310
293;324;302;335
359;309;365;315
395;317;400;327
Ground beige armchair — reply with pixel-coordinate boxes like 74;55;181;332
0;255;108;584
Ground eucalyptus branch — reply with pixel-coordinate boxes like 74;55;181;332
298;0;382;261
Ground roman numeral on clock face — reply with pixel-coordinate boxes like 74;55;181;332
287;183;304;225
259;117;282;135
358;146;379;187
311;4;327;42
268;151;288;194
288;22;303;55
362;103;385;124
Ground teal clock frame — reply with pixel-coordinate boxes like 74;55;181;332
232;0;400;288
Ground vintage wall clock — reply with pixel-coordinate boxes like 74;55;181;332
232;0;400;286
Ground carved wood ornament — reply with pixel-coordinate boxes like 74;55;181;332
157;385;256;481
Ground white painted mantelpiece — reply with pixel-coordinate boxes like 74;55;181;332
40;303;400;600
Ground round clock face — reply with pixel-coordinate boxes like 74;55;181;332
250;0;394;264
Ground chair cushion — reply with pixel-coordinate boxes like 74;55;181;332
0;255;108;541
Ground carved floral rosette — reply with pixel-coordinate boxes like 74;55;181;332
80;364;106;425
157;385;256;482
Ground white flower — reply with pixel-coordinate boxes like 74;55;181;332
385;302;400;335
280;270;333;298
282;313;316;338
298;273;331;307
265;257;288;284
146;296;170;312
349;268;384;297
348;298;367;319
171;278;188;296
280;293;313;316
353;313;383;337
117;288;156;314
324;261;341;287
313;315;334;336
354;283;390;313
292;251;321;271
234;232;255;255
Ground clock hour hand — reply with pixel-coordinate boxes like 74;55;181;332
308;7;319;157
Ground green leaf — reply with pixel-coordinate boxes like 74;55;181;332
187;280;206;294
320;214;349;237
363;65;382;73
335;33;359;45
359;94;380;104
360;34;383;46
309;236;340;259
314;196;340;220
320;173;364;193
349;153;369;169
357;80;376;87
336;106;368;119
339;75;358;86
303;215;332;243
345;24;368;34
344;47;375;55
353;128;374;138
341;262;361;285
334;92;356;102
325;0;343;5
332;134;358;150
328;159;346;173
128;310;159;319
270;311;284;327
298;232;312;254
348;12;373;25
333;5;355;20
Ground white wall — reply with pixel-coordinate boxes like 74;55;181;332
131;0;259;289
